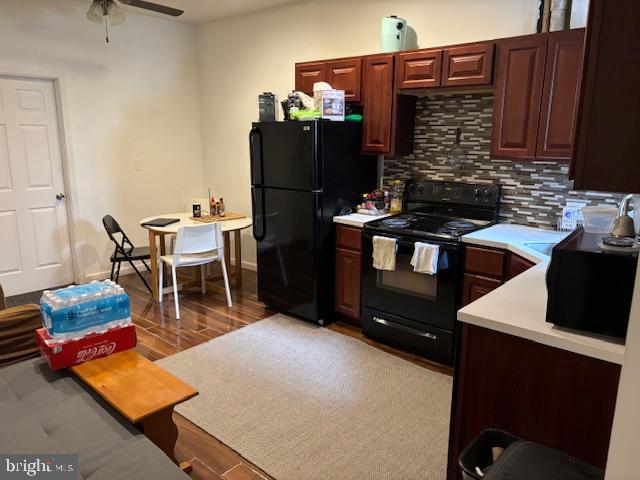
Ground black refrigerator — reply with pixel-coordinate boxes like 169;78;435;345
250;120;377;325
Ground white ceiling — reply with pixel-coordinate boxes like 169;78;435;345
123;0;304;24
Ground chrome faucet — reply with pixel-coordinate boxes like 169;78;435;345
611;194;636;238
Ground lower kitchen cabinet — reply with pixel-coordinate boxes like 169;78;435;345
335;248;361;319
447;324;621;480
462;274;502;306
334;224;363;322
461;245;535;307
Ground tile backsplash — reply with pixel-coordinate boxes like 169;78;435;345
383;93;625;229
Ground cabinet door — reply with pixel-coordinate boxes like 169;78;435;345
295;61;326;96
362;54;395;153
442;43;495;87
461;273;502;307
536;29;585;160
326;57;362;102
491;35;547;160
506;253;536;280
396;49;442;89
335;247;362;319
571;0;640;193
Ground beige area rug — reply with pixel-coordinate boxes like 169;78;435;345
157;314;453;480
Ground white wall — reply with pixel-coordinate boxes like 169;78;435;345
0;0;204;280
606;266;640;479
196;0;541;267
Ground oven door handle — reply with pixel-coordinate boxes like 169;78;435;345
372;316;438;340
363;232;456;250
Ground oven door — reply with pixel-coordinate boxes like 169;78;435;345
361;231;460;331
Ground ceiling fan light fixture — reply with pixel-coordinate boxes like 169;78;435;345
107;1;126;26
86;1;105;24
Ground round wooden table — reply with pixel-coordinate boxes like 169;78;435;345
140;213;252;301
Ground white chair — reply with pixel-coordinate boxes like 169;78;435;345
169;197;211;253
159;223;232;319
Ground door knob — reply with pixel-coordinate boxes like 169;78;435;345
56;193;65;200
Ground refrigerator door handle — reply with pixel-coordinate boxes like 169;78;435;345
251;187;267;242
249;127;264;186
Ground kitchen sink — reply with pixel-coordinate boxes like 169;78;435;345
523;242;557;256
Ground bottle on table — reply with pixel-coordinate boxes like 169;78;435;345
390;180;403;214
218;198;226;217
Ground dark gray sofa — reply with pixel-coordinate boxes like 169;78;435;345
0;357;189;480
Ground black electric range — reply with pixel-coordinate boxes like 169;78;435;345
361;179;501;365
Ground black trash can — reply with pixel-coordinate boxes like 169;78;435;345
458;429;521;480
483;441;604;480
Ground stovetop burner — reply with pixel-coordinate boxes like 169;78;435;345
381;217;415;228
444;220;475;229
364;180;501;242
367;213;492;241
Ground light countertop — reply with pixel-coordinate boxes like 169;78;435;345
459;224;626;365
333;213;390;228
462;223;569;263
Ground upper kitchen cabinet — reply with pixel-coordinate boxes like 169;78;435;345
326;57;362;102
491;34;547;160
442;43;495;87
571;0;640;193
396;49;443;90
294;61;326;96
362;54;416;155
492;31;584;161
536;29;585;160
362;54;395;152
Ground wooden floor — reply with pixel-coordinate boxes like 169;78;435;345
121;267;452;480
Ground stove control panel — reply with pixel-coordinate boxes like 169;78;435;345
404;180;501;206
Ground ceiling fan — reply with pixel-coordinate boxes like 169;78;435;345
86;0;184;43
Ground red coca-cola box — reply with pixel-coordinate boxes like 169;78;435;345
36;325;137;370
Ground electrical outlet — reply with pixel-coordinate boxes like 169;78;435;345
134;159;142;171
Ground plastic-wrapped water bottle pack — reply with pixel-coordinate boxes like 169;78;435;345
40;280;131;341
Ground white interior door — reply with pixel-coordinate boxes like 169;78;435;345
0;76;73;296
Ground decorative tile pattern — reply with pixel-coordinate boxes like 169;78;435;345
383;93;625;229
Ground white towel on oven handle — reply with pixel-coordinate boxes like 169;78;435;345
372;235;397;271
410;242;439;274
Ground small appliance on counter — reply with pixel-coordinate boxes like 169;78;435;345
380;15;407;52
258;92;278;122
546;227;638;340
361;180;501;365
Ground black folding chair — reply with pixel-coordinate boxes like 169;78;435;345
102;215;152;292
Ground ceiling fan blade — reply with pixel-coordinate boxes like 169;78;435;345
123;0;183;16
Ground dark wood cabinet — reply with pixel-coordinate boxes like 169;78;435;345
326;57;362;102
506;252;536;280
335;248;362;319
442;43;495;87
462;274;502;306
461;245;535;307
464;246;506;278
294;61;326;96
491;35;548;160
335;225;363;321
536;29;585;160
571;0;640;193
396;49;443;90
362;54;416;155
362;54;395;153
448;324;621;479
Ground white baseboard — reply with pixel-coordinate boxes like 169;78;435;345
84;264;136;282
239;260;257;271
84;257;256;282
